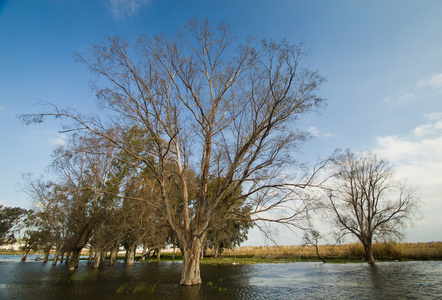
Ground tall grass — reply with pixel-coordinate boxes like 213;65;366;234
217;241;442;261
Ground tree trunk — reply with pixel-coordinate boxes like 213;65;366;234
43;245;51;263
52;247;60;266
87;245;94;265
363;242;375;264
125;244;136;266
64;251;71;265
68;248;82;270
314;244;326;263
180;238;203;286
21;245;29;262
92;249;101;268
140;244;148;261
109;243;118;266
172;245;176;261
100;250;106;263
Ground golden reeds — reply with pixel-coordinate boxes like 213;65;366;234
215;241;442;261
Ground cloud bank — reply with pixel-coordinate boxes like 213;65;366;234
375;112;442;242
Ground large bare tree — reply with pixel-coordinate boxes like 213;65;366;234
21;19;325;285
323;149;419;264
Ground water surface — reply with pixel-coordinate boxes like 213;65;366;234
0;257;440;299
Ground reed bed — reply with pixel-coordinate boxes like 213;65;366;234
216;241;442;261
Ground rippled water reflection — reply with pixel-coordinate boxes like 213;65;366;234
0;257;440;299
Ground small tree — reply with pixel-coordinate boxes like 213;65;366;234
303;227;326;263
323;149;419;264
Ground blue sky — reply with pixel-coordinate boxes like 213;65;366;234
1;0;442;245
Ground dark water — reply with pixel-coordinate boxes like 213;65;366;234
0;256;441;299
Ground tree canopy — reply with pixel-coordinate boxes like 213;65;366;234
0;205;26;245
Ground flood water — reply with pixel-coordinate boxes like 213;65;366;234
0;255;441;299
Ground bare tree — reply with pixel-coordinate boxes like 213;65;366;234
21;19;325;285
323;149;419;264
303;226;326;263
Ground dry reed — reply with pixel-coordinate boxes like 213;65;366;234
216;241;442;261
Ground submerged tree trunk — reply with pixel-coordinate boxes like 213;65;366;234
140;244;148;261
363;242;375;264
21;246;29;262
52;245;63;265
68;248;82;270
92;250;101;268
52;248;60;265
43;245;51;263
87;245;94;265
125;244;136;266
64;251;71;265
109;243;119;266
180;237;203;286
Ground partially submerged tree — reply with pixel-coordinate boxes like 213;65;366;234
22;131;121;269
21;19;326;285
323;149;419;264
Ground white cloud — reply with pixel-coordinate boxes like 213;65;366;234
376;135;442;180
412;112;442;136
417;73;442;89
374;116;442;242
398;92;415;102
384;73;442;103
413;120;442;136
384;92;415;103
32;130;67;147
306;126;335;138
107;0;151;19
307;126;319;137
425;112;442;120
48;135;67;146
323;132;336;137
